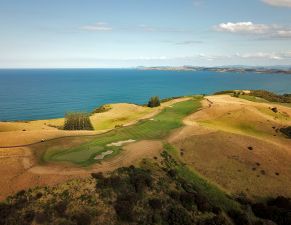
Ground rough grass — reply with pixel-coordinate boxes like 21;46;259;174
238;95;269;103
163;143;241;212
44;97;202;166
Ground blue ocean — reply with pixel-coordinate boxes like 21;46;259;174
0;69;290;121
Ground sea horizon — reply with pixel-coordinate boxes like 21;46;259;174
1;68;290;121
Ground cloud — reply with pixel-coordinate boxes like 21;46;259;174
215;22;291;38
175;40;203;45
137;24;192;33
81;22;112;31
215;22;269;34
262;0;291;7
235;52;286;60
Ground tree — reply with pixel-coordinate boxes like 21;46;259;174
63;112;94;130
148;96;161;108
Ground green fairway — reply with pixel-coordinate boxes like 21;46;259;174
44;97;202;166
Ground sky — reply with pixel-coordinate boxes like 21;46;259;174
0;0;291;68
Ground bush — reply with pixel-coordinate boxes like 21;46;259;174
63;112;93;130
199;215;231;225
71;210;92;225
179;192;196;210
228;209;251;225
92;104;111;114
129;169;153;193
149;198;162;210
252;197;291;225
250;90;291;103
167;206;192;225
114;195;136;221
280;126;291;138
148;96;161;108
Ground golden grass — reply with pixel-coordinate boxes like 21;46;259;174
168;94;291;199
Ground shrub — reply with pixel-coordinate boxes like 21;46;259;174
213;90;235;95
179;192;196;210
149;198;162;210
129;169;153;193
250;90;291;103
167;206;192;225
199;215;231;225
280;126;291;138
252;197;291;225
91;172;104;180
55;200;68;215
114;195;136;221
71;210;92;225
63;112;93;130
228;209;251;225
148;96;161;108
92;104;111;114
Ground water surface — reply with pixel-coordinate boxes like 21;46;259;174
0;69;290;121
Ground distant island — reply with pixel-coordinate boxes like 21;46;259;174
138;66;291;74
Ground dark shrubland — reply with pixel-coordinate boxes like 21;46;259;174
250;90;291;103
63;112;94;130
252;196;291;225
1;151;286;225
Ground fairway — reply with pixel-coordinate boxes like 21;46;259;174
44;97;202;166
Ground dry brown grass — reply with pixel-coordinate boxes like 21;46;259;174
168;95;291;199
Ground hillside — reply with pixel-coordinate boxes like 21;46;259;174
1;92;291;225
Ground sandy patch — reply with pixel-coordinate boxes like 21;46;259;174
106;139;136;147
94;150;114;160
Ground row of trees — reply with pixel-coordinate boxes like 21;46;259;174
63;112;93;130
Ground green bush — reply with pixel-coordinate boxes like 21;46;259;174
63;112;93;130
92;104;111;114
148;96;161;108
250;90;291;103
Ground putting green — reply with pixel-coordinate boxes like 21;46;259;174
44;97;202;166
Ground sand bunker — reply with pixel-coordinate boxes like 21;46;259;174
106;139;136;147
94;150;114;160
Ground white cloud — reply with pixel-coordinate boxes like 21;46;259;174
81;22;112;31
216;22;269;34
215;22;291;38
262;0;291;7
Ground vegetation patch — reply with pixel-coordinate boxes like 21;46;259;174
92;104;112;114
147;96;161;108
64;112;94;130
0;157;269;225
249;90;291;103
280;126;291;138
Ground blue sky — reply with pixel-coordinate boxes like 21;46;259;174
0;0;291;68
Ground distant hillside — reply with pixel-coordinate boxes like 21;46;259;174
138;66;291;74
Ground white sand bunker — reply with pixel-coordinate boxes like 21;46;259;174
94;150;114;160
106;139;136;147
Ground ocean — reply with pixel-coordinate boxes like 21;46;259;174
0;69;290;121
